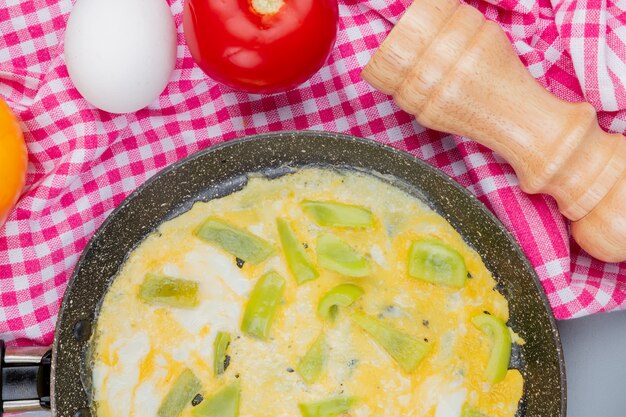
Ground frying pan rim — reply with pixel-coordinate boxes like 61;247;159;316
52;129;566;416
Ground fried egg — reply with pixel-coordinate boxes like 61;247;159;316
91;168;524;417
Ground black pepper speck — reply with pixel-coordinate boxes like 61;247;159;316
192;394;204;407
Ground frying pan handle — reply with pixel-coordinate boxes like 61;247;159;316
362;0;626;263
0;341;52;416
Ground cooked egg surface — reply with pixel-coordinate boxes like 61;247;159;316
92;168;524;417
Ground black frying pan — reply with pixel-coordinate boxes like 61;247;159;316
0;131;566;417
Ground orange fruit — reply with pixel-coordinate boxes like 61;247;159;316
0;99;27;226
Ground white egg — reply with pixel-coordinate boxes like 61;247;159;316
64;0;176;113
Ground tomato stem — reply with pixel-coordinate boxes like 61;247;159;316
250;0;284;15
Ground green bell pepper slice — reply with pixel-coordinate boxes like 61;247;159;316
318;284;364;321
241;271;286;340
408;239;467;287
297;333;328;384
298;396;357;417
139;274;200;309
471;313;512;384
461;405;489;417
192;381;240;417
352;312;430;373
157;368;201;417
277;218;319;285
213;331;231;376
195;217;274;264
302;200;373;228
316;233;370;277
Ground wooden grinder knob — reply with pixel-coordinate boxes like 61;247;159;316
362;0;626;263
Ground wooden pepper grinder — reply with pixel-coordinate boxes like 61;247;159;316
362;0;626;263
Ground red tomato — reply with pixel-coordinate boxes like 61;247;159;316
183;0;339;94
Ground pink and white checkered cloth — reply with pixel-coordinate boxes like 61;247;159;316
1;0;625;346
